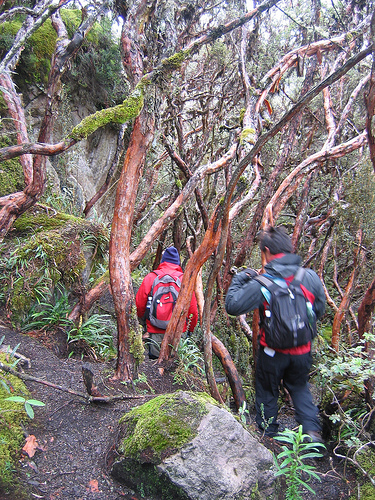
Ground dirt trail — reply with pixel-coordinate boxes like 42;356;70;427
0;326;355;500
0;326;172;500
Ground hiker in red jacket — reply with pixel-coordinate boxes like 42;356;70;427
136;246;198;359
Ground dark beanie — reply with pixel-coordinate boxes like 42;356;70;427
161;246;180;265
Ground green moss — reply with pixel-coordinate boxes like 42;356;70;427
0;136;24;196
19;230;86;283
118;391;215;463
29;20;56;62
69;82;146;141
240;127;257;145
250;481;262;499
0;354;29;489
0;158;24;197
60;9;102;44
113;392;223;499
1;206;110;324
129;307;145;366
92;270;110;288
14;211;82;233
239;108;246;125
348;448;375;499
0;18;55;84
160;49;190;71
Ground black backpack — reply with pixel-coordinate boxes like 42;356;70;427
254;268;317;349
146;270;183;330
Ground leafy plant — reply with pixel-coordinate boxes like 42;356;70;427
173;336;205;385
21;287;72;332
131;372;155;394
67;314;116;360
273;426;325;499
0;336;22;393
4;396;45;419
238;401;250;425
314;333;375;463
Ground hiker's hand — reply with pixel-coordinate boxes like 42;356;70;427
244;268;258;278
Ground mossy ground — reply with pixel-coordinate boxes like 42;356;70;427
0;354;29;491
348;449;375;500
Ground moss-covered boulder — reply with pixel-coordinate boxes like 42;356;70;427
0;205;109;326
111;391;276;500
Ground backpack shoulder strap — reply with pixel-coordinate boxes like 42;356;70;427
291;267;305;285
150;270;182;294
254;274;278;290
149;270;162;294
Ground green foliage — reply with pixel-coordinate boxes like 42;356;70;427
173;336;205;385
213;300;251;379
65;14;127;107
0;352;29;488
4;396;45;419
21;287;72;332
273;426;325;500
238;400;250;425
131;372;155;394
314;334;375;482
67;314;116;361
0;136;24;196
0;206;109;326
0;8;125;106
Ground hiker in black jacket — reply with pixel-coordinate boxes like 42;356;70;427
225;226;326;442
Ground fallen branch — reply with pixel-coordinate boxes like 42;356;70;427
0;362;148;403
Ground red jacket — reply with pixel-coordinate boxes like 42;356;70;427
135;261;198;334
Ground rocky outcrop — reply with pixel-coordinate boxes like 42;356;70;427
111;391;276;499
25;89;122;223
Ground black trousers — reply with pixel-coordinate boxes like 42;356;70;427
255;346;321;436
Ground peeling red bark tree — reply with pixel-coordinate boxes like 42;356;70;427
357;276;375;338
159;209;222;360
211;334;246;409
110;110;155;381
365;12;375;173
331;230;365;352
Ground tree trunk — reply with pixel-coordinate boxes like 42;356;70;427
211;334;246;410
111;111;155;380
159;207;222;360
331;230;365;352
357;276;375;338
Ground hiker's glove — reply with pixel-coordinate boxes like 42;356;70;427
243;268;258;278
235;268;258;284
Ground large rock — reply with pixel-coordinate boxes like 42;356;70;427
111;391;276;499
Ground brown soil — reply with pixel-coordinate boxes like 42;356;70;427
0;323;359;500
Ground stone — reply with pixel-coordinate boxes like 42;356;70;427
111;391;276;499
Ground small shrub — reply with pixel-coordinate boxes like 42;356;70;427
273;426;325;500
67;314;116;360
